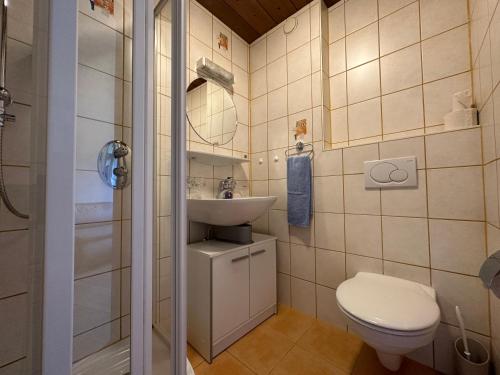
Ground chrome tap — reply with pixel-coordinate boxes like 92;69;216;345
217;177;236;199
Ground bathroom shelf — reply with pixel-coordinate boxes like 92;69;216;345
187;150;250;166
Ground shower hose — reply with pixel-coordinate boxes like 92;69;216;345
0;125;28;219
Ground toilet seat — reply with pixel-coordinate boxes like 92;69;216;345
336;272;440;332
337;303;438;337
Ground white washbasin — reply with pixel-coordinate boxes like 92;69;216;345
187;196;277;226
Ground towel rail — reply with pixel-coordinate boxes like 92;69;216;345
285;141;314;159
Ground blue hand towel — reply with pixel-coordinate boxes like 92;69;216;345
287;155;312;227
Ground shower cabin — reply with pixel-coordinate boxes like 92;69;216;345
0;0;187;374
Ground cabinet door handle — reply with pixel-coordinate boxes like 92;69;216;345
251;249;266;257
231;255;249;263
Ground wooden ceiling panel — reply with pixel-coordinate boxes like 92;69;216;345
197;0;341;43
222;0;276;35
256;0;297;23
195;0;260;42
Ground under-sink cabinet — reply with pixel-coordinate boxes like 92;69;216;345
187;233;277;362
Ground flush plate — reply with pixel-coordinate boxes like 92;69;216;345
364;156;417;188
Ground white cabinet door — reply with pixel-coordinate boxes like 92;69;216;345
212;248;250;342
249;241;276;317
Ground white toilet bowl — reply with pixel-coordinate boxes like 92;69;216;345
336;272;440;371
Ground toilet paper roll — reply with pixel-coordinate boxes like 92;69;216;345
444;108;478;130
452;89;473;111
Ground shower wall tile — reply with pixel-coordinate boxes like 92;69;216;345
0;230;28;299
0;294;27;367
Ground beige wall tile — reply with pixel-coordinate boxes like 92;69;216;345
267;117;289;150
347;60;380;104
316;249;345;288
380;44;422;94
0;294;27;367
379;2;420;56
485;161;500;226
251;124;268;153
278;273;291;305
314;148;343;177
251;95;267;126
232;33;249;71
420;0;469;39
383;261;431;285
269;179;287;210
422;25;470;83
291;277;316;316
426;128;482;168
346;254;383;278
329;5;346;42
288;76;312;114
343;143;379;174
330;73;347;109
268;149;287;179
431;270;490;335
288;43;312;83
345;214;382;258
314;176;344;213
267;26;286;64
287;8;311;52
331;107;349;143
429;219;486;276
250;38;266;73
316;285;347;329
381;171;428;217
251;151;268;180
347;97;382;139
378;0;414;18
268;87;288;121
382;216;430;267
291;245;316;282
277;241;291;274
345;0;378;34
267;56;287;92
346;23;378;70
330;39;346;76
315;212;345;251
269;209;289;242
344;174;381;214
381;86;424;134
427;166;485;220
423;73;472;127
379;136;426;169
251;67;267;99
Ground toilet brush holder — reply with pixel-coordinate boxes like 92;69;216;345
454;338;490;375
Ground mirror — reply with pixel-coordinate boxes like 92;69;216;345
186;77;238;146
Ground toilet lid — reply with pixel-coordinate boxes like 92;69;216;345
336;272;440;331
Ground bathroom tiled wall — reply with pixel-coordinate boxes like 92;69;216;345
0;0;38;372
470;0;500;369
250;0;493;373
154;0;251;338
328;0;472;147
73;0;133;362
185;0;251;205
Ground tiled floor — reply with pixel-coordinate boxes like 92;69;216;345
188;305;441;375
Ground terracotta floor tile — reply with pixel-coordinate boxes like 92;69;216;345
261;304;315;342
297;321;363;374
228;326;295;374
270;346;348;375
194;352;256;375
351;345;442;375
187;344;204;368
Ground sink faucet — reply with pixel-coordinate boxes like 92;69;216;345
217;177;236;199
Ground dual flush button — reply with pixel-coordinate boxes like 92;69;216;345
364;156;417;189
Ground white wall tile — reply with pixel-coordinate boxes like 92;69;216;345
383;261;431;285
379;2;420;56
422;25;470;83
381;86;424;134
344;174;380;214
316;285;347;329
267;26;286;64
316;249;345;288
426;128;482;168
343;143;379;174
378;0;414;18
291;245;316;282
291;277;316;316
346;23;379;70
345;0;378;34
429;219;485;276
381;170;428;217
345;214;382;258
420;0;469;39
347;60;380;104
382;216;430;267
427;166;485;221
346;254;383;278
347;97;382;139
288;43;312;83
314;176;344;213
287;9;311;52
315;212;345;251
329;5;346;42
288;76;312;114
0;295;27;367
381;44;422;95
267;56;287;92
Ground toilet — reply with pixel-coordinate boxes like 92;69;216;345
336;272;440;371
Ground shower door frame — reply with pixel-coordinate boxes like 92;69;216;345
41;0;188;374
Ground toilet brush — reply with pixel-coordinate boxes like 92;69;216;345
455;306;472;360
